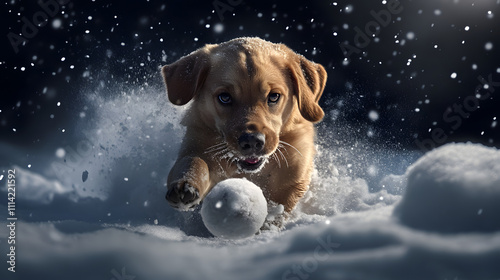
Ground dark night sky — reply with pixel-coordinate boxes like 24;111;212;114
1;0;499;156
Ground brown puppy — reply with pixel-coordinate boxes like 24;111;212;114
161;37;326;213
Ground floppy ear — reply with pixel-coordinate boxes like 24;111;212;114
161;48;210;106
289;55;327;123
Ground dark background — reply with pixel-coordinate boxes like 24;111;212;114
1;0;499;156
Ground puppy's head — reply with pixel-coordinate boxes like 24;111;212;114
162;37;326;173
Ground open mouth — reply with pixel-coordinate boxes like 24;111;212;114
237;156;266;173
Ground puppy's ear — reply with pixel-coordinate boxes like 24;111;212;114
161;48;210;106
289;55;327;123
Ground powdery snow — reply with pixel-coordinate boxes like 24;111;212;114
394;143;500;233
1;88;499;280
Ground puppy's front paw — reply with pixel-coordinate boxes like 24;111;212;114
166;181;201;211
261;202;286;231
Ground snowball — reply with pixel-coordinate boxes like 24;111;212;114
394;143;500;233
201;178;267;239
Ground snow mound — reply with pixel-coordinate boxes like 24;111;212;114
394;143;500;233
13;165;76;204
201;178;268;239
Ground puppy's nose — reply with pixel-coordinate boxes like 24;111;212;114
238;133;265;154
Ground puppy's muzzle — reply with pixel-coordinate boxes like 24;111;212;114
237;132;267;173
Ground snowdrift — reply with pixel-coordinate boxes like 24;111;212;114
1;89;499;280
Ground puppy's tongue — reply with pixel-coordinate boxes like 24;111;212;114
244;157;260;165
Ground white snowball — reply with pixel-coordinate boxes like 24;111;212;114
201;178;267;239
394;143;500;233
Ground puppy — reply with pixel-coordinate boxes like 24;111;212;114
161;37;326;213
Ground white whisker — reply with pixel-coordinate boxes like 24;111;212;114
279;140;303;158
204;143;228;154
273;153;281;168
213;147;230;158
277;147;289;168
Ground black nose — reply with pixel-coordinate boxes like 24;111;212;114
238;133;265;154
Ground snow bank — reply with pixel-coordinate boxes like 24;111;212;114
4;209;500;280
394;143;500;233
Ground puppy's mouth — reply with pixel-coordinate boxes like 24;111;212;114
237;156;267;173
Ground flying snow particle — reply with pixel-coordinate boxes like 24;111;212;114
485;42;493;51
28;164;31;168
57;102;61;106
368;110;379;121
367;165;378;176
464;26;470;31
124;177;129;181
406;32;415;40
0;175;3;181
345;5;353;13
213;23;224;33
61;57;65;62
52;18;62;29
55;148;66;158
434;9;442;16
450;72;457;79
82;170;89;182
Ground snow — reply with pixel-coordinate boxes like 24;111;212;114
201;178;267;239
1;88;500;279
394;143;500;233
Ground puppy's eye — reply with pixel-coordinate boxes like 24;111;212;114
268;92;280;104
218;93;232;105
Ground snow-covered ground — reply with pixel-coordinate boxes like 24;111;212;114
1;87;500;280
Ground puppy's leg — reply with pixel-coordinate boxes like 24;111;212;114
262;181;309;230
273;181;310;213
166;156;210;210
